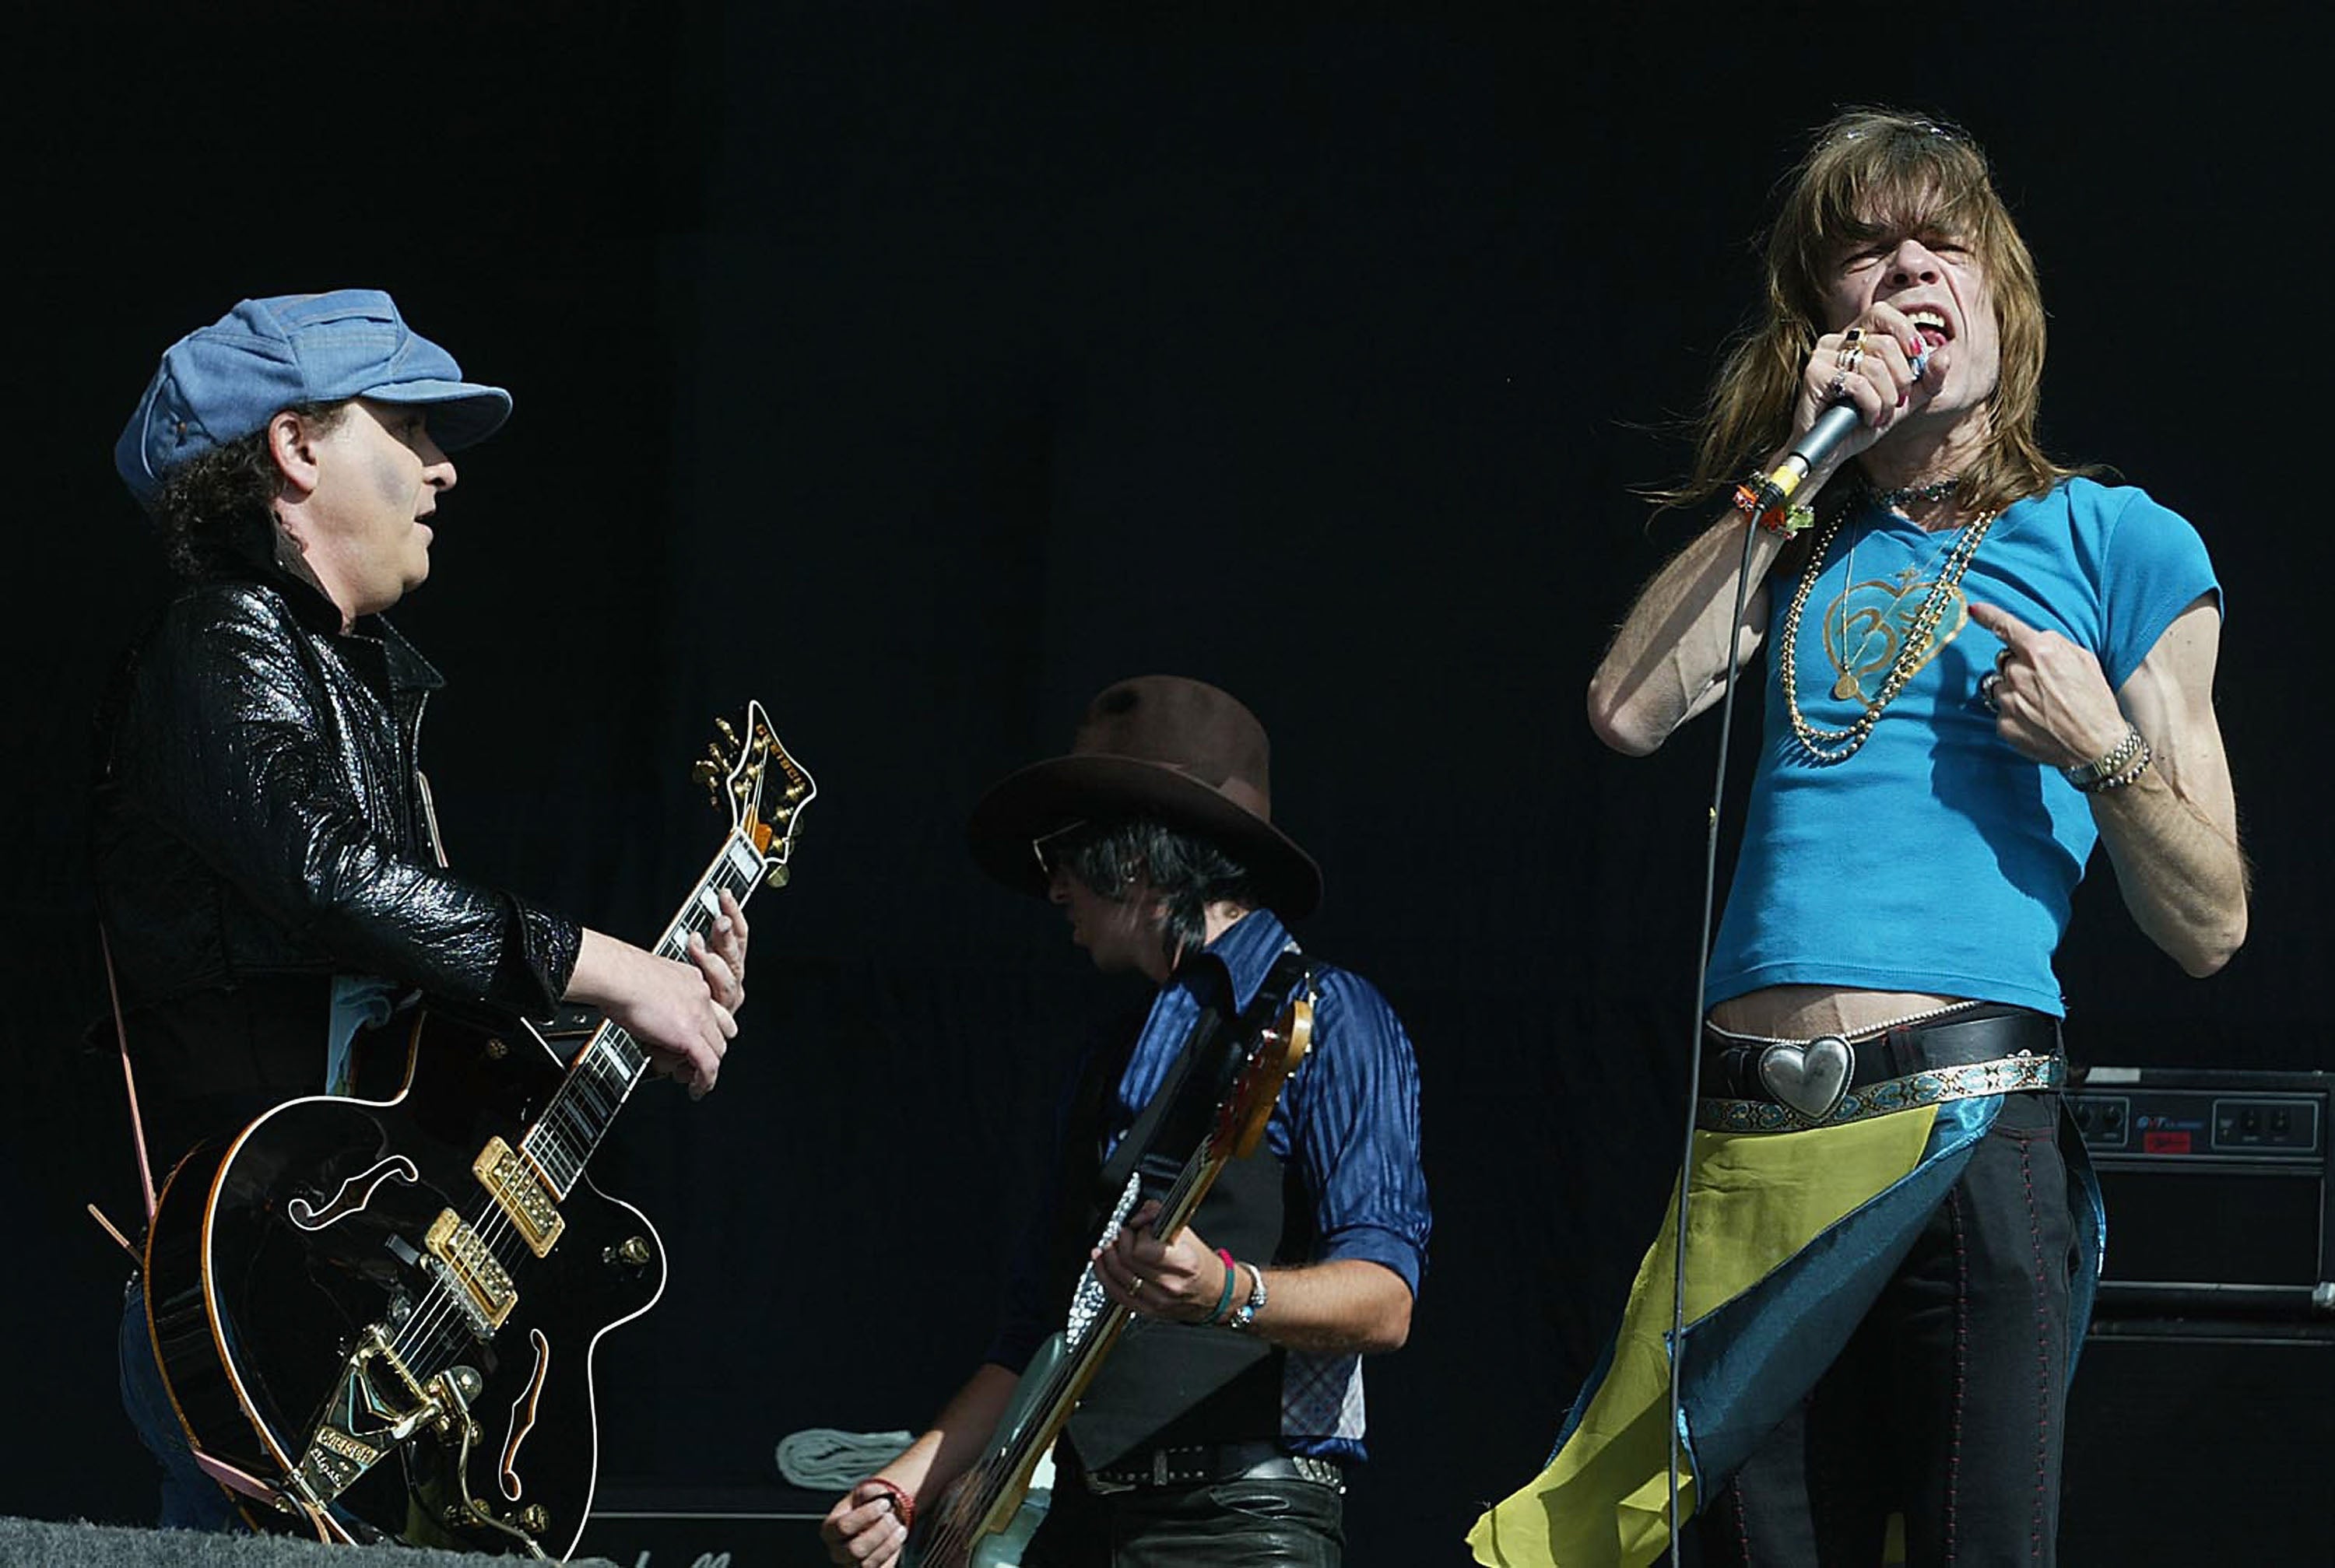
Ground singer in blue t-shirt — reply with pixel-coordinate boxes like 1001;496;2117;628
1472;110;2244;1568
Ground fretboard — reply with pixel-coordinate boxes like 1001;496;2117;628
521;830;767;1196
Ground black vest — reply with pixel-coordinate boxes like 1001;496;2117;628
1051;960;1315;1471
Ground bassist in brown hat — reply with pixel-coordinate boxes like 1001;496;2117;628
822;675;1431;1568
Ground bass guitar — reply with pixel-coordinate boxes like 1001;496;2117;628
912;966;1314;1568
141;703;813;1558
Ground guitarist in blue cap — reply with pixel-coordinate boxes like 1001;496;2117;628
822;675;1431;1568
97;290;751;1530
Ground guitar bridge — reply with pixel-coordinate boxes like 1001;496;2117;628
294;1324;482;1505
474;1137;564;1258
425;1210;517;1335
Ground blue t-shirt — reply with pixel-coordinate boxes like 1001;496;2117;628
1705;479;2218;1016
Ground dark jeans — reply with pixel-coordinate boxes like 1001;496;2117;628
1024;1471;1344;1567
1699;1090;2077;1567
118;1280;241;1531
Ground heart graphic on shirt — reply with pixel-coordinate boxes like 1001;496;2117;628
1757;1036;1853;1121
1821;574;1970;704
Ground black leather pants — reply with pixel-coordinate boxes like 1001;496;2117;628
1023;1470;1344;1567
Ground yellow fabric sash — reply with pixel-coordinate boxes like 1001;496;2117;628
1467;1107;1936;1568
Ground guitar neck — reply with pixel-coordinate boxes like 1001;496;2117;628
521;830;770;1197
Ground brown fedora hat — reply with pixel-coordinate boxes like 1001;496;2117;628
967;675;1323;918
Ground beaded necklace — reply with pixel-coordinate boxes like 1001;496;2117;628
1775;500;1998;763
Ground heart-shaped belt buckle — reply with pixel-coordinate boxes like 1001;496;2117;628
1756;1035;1853;1122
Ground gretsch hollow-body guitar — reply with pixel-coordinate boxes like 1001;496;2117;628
141;703;813;1558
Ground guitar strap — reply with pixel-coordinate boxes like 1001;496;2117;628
97;922;159;1225
1094;945;1312;1204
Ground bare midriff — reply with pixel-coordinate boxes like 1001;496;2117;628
1707;984;1977;1042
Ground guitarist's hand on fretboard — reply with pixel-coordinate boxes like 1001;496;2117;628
564;889;748;1099
1094;1198;1241;1324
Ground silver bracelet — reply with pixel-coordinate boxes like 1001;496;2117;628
2063;724;2148;792
1227;1263;1269;1331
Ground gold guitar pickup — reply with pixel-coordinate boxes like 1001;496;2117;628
473;1137;565;1258
425;1210;517;1333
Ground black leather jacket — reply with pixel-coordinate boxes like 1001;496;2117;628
92;563;580;1158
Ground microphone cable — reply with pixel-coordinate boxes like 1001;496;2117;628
1663;496;1771;1567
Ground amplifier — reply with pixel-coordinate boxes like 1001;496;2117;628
2066;1066;2335;1318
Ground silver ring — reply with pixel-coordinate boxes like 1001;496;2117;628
1838;344;1864;378
1825;370;1850;402
1979;671;2002;711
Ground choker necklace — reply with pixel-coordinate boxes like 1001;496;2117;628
1868;475;1961;513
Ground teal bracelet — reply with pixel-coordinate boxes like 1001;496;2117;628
1203;1249;1238;1324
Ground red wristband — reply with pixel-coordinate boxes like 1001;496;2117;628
862;1475;915;1531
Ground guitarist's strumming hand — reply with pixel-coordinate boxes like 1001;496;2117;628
1094;1199;1241;1323
822;1476;911;1566
564;889;749;1099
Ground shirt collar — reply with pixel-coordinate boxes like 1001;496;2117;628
1176;906;1297;1016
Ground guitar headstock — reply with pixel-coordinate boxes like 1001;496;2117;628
1212;988;1315;1162
690;699;816;886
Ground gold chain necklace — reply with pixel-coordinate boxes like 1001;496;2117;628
1775;503;1998;763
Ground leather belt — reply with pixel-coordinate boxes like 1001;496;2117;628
1698;1005;2063;1131
1079;1442;1343;1493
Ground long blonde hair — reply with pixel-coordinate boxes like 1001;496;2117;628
1663;107;2087;520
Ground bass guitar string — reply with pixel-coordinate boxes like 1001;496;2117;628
925;1089;1225;1561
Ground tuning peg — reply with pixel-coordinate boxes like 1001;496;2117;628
785;781;809;803
690;759;722;798
714;717;739;748
753;730;774;756
764;861;791;889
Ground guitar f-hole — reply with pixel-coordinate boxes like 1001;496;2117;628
500;1329;551;1500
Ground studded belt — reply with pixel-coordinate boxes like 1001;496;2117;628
1079;1442;1344;1493
1696;1005;2063;1132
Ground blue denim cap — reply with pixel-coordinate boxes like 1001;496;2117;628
115;289;512;510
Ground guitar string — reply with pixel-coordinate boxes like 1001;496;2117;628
385;733;802;1373
935;1014;1301;1555
385;843;762;1377
388;883;727;1373
388;880;735;1384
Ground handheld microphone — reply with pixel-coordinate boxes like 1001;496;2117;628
1744;343;1933;516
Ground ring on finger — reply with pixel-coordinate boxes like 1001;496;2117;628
1838;343;1864;378
1842;325;1865;349
1825;369;1850;402
1979;671;2003;711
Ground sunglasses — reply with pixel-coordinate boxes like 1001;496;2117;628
1029;819;1090;882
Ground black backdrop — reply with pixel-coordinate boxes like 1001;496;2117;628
5;6;2323;1561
